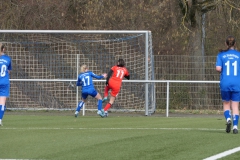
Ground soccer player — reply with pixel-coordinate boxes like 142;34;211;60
102;59;130;117
74;64;106;118
0;43;12;126
216;35;240;134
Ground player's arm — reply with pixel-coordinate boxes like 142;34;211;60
76;77;82;86
91;72;105;79
124;75;130;80
76;81;82;86
216;66;222;73
106;69;113;85
216;55;222;73
8;59;12;74
124;69;130;80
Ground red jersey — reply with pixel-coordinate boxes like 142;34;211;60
110;65;129;84
107;65;129;97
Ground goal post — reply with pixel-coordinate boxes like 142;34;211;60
0;30;155;115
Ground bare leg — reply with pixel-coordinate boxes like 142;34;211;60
231;101;239;115
95;93;102;100
223;101;231;111
0;97;7;105
0;97;7;126
109;95;116;105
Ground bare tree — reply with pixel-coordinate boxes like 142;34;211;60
178;0;240;108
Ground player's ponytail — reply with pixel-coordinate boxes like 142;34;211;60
0;43;5;52
80;64;87;73
219;35;236;52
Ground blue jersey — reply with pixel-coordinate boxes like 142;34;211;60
76;71;104;91
0;54;12;85
216;50;240;91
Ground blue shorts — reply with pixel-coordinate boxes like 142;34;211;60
0;84;10;97
81;88;98;99
221;91;240;102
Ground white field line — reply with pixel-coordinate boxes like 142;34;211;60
0;127;224;131
203;147;240;160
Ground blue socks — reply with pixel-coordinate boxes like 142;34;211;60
76;100;102;113
76;101;84;112
224;110;231;121
0;105;6;120
97;99;103;111
224;110;239;128
233;115;239;127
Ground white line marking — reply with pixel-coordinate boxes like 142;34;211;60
0;127;224;131
203;147;240;160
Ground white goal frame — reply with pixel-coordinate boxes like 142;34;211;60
1;30;155;116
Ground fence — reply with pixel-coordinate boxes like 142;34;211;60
154;55;222;116
0;29;222;115
8;55;222;116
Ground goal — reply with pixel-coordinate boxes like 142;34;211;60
0;30;155;115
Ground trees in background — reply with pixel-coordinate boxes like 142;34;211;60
0;0;240;56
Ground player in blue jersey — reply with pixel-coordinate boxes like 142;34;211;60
74;64;106;118
0;43;12;126
216;36;240;134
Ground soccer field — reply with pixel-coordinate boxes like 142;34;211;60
0;111;239;160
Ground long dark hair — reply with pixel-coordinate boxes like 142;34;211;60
117;59;125;67
0;43;5;52
219;35;236;52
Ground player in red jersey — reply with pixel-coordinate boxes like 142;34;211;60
102;59;130;117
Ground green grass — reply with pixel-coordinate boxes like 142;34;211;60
0;112;239;160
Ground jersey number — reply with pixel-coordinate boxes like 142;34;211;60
0;65;7;77
116;69;124;79
225;60;237;76
81;76;90;86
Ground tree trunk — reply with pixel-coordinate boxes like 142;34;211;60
188;1;207;109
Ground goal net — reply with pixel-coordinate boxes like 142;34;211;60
0;30;155;115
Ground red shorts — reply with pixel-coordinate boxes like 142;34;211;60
108;80;121;97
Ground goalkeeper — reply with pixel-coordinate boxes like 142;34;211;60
102;59;130;117
74;64;106;117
